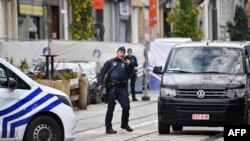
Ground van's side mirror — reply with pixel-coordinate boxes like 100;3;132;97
153;66;163;75
8;78;17;90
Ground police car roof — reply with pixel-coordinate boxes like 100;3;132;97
174;41;244;49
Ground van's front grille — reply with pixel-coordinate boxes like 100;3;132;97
176;89;227;99
176;104;227;112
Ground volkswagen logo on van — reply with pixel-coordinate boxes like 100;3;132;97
197;90;205;98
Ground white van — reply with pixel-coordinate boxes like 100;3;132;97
0;58;76;141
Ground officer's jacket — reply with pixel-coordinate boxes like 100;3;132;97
97;57;133;86
124;55;138;68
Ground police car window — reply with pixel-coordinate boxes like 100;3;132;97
7;68;31;90
0;63;31;89
0;66;8;87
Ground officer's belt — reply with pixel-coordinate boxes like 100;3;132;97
109;79;127;87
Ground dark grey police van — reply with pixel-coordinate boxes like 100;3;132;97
153;42;250;134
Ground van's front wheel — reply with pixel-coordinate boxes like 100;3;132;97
158;119;170;134
24;115;63;141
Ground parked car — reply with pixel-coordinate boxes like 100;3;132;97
28;61;103;104
76;61;103;104
27;62;45;79
53;62;82;77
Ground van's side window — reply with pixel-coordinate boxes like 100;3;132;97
0;63;31;90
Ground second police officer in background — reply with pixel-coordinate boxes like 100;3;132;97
97;46;134;134
125;48;138;101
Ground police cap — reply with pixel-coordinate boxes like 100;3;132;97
117;46;126;53
127;48;132;52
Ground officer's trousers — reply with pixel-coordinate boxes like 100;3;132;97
129;73;137;100
105;87;130;130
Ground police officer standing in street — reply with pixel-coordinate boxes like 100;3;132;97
125;48;138;101
97;46;134;134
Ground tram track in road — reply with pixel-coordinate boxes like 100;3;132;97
123;130;223;141
76;116;223;141
74;112;157;134
121;128;223;141
75;103;224;141
75;94;225;141
124;130;158;141
76;101;157;122
202;132;223;141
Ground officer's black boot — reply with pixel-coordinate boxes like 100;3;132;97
132;93;138;101
121;106;133;132
106;128;117;134
121;125;133;132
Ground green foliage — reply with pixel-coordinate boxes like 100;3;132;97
19;58;29;73
227;5;250;41
167;0;203;41
67;0;96;40
6;56;15;65
53;70;77;80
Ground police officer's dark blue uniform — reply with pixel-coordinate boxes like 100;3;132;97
124;48;138;101
97;46;134;134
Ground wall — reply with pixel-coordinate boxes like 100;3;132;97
0;0;18;41
0;0;3;40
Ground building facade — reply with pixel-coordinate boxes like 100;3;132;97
158;0;246;41
0;0;148;43
94;0;150;43
200;0;245;41
0;0;69;41
0;0;18;41
0;0;248;42
0;0;159;43
18;0;65;41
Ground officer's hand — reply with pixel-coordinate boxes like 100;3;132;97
126;59;131;65
97;85;103;91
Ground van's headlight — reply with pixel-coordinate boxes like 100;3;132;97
226;89;245;98
160;88;176;97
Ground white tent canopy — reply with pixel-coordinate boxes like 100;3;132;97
148;38;192;91
0;40;145;68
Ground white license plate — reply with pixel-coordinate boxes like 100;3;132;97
192;114;209;120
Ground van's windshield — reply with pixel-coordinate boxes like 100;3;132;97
166;47;244;74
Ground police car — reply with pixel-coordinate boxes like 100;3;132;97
0;57;76;140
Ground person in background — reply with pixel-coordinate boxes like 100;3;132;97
125;48;138;101
97;46;134;134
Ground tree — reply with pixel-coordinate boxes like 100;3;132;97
67;0;96;40
227;5;249;41
167;0;203;41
